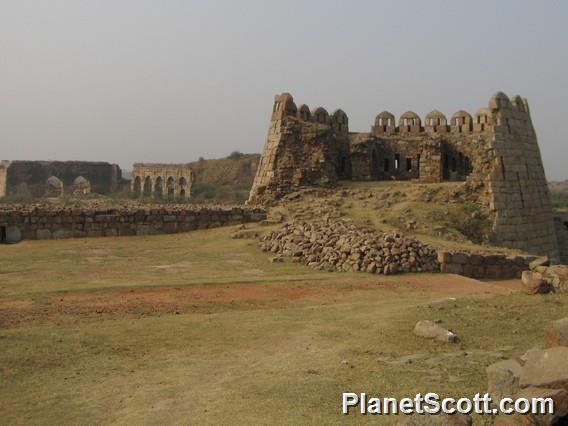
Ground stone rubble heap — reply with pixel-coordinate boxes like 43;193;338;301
260;221;439;274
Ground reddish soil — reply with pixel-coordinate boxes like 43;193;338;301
0;274;521;327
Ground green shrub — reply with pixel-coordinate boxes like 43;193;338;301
551;191;568;209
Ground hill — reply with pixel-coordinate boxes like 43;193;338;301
189;152;259;204
549;180;568;208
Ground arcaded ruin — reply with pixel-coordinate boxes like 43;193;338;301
0;160;122;198
249;92;562;262
131;163;194;200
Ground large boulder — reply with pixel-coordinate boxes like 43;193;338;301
514;387;568;426
413;320;459;343
520;347;568;390
544;317;568;348
521;271;553;295
486;359;522;402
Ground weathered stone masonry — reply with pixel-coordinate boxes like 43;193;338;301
0;160;122;198
249;92;559;262
0;206;266;243
131;163;194;200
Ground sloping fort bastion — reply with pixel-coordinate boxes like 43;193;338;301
248;92;563;263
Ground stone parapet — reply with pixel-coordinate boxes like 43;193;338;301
437;250;536;280
0;206;266;243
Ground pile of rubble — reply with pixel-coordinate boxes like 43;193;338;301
260;221;439;274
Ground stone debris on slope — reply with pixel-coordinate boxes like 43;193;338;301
260;221;439;274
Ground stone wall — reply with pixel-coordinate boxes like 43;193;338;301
0;161;8;198
131;163;194;200
554;211;568;264
0;206;266;243
437;250;536;279
2;160;122;198
248;94;350;204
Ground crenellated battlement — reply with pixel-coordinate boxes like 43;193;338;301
271;93;349;134
372;92;532;136
274;92;532;138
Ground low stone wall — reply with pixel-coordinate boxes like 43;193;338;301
437;250;536;279
0;206;266;243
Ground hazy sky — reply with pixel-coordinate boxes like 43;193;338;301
1;1;567;179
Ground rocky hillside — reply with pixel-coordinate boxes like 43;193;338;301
189;153;259;204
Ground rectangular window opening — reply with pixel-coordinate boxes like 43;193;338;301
383;159;390;172
394;154;400;171
406;158;412;172
0;226;6;243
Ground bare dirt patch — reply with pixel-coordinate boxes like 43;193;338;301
0;281;337;326
0;274;520;327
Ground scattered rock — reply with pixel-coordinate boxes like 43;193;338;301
519;346;568;390
529;257;550;270
231;230;259;239
486;359;522;402
413;320;460;343
544;317;568;348
521;271;553;295
514;387;568;426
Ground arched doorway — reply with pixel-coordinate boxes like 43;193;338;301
133;176;142;196
371;149;379;179
167;177;175;200
143;176;152;197
178;177;187;201
154;176;164;198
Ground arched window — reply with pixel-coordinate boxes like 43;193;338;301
154;176;164;198
133;176;142;196
167;177;175;200
143;176;152;196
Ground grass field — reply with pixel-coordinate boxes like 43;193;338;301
1;223;567;425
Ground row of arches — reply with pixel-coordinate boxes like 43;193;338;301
132;175;189;200
45;176;91;197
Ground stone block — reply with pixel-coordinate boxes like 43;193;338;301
5;226;22;243
544;317;568;348
36;229;52;240
520;347;568;390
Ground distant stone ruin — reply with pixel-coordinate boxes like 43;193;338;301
131;163;194;201
0;160;122;198
249;92;561;262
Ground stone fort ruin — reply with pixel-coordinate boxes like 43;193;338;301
131;163;194;200
249;92;564;263
0;160;122;198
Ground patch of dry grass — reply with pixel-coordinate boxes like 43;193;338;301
1;222;565;425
